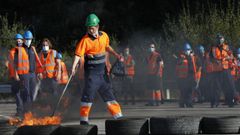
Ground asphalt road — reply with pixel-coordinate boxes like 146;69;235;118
1;101;240;134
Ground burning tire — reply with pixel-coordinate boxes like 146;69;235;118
200;116;240;134
14;125;59;135
0;117;17;135
55;125;98;135
150;116;201;135
105;118;149;135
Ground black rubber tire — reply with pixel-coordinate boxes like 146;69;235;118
105;118;149;135
55;125;98;135
200;116;240;134
0;117;18;135
14;125;59;135
150;116;202;135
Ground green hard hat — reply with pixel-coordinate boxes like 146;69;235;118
85;13;100;27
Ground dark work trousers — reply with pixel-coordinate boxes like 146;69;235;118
177;76;195;108
40;77;58;96
198;75;210;102
122;76;135;105
221;69;236;107
10;78;23;115
81;73;115;102
19;73;37;112
235;79;240;93
208;72;221;107
39;77;58;108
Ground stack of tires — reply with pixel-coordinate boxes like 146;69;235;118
150;116;201;135
105;118;149;135
105;116;240;134
54;125;98;135
14;125;60;135
14;124;98;135
199;116;240;134
0;117;17;135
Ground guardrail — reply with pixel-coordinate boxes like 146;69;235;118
0;84;11;93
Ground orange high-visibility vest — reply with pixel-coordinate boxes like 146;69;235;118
57;61;69;84
124;55;135;76
205;52;214;73
176;54;197;79
40;49;56;78
16;47;30;75
176;54;188;78
8;47;17;78
229;58;238;80
236;60;240;80
147;51;163;77
212;44;230;70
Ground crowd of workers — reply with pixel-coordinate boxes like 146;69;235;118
4;13;240;125
175;34;240;108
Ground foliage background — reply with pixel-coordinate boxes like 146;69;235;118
0;0;239;98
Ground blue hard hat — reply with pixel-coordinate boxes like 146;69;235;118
237;48;240;54
216;33;224;39
23;30;33;39
184;43;191;51
57;53;63;59
15;34;23;39
198;45;204;52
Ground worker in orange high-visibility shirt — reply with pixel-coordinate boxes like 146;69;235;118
176;43;201;108
8;33;24;116
210;34;236;107
38;38;61;96
71;13;123;125
12;30;43;116
145;44;164;106
56;53;69;85
122;47;136;105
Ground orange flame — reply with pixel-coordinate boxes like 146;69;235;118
9;112;61;126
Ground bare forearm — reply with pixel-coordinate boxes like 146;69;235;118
106;46;119;58
72;55;81;70
57;59;61;74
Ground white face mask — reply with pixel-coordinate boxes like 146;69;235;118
42;46;49;52
149;48;155;52
219;38;225;44
17;42;23;46
25;40;32;47
237;54;240;59
125;51;129;55
185;50;191;56
16;39;23;46
89;30;99;38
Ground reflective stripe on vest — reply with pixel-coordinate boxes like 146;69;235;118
191;55;197;80
8;48;17;77
41;50;56;78
148;52;162;75
59;61;69;84
124;55;135;76
176;59;188;78
17;47;29;74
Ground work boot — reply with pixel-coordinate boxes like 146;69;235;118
80;121;89;125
